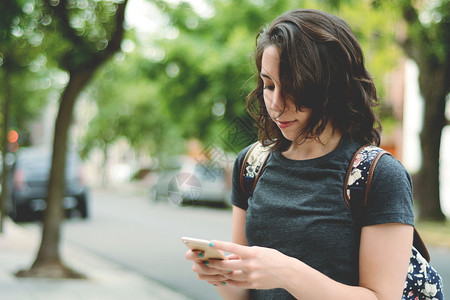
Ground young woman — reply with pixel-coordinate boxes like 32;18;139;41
185;9;414;299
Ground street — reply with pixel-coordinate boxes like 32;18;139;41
64;184;231;300
21;183;450;299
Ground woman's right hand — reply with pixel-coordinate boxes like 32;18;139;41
185;249;230;286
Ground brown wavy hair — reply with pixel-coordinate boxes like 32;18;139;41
246;9;382;151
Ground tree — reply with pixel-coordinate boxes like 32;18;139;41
0;0;17;228
396;0;449;221
16;0;129;278
0;0;54;232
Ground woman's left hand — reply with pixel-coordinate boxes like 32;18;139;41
206;240;292;290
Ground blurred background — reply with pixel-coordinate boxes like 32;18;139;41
0;0;449;299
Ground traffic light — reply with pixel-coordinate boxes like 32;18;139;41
7;130;19;152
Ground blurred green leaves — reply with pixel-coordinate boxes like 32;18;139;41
127;0;405;155
81;50;184;159
3;0;448;164
0;0;56;143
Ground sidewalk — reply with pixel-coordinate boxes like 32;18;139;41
0;218;192;300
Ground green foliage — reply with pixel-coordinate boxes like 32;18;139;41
1;0;130;148
81;50;185;160
83;0;447;162
398;0;450;64
0;0;22;44
145;1;289;152
143;0;404;152
0;0;57;143
36;0;126;71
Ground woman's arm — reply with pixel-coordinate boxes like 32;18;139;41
283;223;413;299
231;206;248;246
209;222;413;300
358;223;413;298
214;206;250;300
185;206;250;300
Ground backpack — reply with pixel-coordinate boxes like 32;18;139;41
240;141;444;300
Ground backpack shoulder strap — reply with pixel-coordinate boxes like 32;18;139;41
344;144;388;209
344;144;431;262
240;141;271;197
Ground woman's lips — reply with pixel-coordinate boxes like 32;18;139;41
276;120;296;128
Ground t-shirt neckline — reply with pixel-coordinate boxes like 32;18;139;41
272;136;348;166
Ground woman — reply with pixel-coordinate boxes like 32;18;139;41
186;9;414;299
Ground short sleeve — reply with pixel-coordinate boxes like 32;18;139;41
230;145;253;210
363;154;415;227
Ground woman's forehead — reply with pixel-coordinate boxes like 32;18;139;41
261;46;281;80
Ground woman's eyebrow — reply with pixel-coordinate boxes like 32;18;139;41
260;72;272;80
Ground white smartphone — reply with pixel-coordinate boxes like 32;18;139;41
181;237;227;260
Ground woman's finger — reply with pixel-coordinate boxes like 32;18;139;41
198;273;228;282
226;269;246;279
209;240;249;257
185;250;205;261
227;253;241;260
192;260;231;275
207;257;244;271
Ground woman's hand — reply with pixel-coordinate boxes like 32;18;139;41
205;240;292;290
185;248;232;286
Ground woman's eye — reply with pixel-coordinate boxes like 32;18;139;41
263;85;274;91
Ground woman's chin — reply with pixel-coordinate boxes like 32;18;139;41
280;132;296;141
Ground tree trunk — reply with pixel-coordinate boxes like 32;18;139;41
102;143;108;187
0;70;12;233
415;61;448;221
16;69;95;278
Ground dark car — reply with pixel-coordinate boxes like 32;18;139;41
9;147;89;222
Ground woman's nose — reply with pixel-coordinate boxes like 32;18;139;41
270;90;284;114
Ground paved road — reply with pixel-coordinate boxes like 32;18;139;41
64;184;231;300
428;247;450;292
22;183;450;298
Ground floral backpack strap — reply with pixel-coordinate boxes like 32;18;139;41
343;144;387;222
240;141;271;197
344;145;444;300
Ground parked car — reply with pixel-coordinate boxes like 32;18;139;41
150;156;230;207
9;147;89;222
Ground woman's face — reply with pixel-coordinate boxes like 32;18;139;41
261;45;312;141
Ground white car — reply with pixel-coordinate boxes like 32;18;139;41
150;156;230;207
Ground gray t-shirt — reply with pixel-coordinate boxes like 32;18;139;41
231;138;414;299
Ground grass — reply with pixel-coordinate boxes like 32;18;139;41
415;220;450;248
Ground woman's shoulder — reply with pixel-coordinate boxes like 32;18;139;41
235;141;271;162
365;150;414;226
232;143;258;170
371;151;413;194
350;144;410;182
237;143;257;159
376;152;410;177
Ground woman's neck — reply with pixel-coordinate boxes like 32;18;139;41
282;124;342;160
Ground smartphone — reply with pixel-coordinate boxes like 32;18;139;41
181;237;227;260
